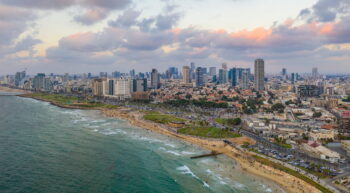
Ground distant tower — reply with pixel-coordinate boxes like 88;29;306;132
254;59;265;91
241;69;249;89
282;68;287;76
291;73;295;84
182;66;191;84
312;67;318;79
190;62;196;79
209;67;216;76
151;69;160;89
229;68;238;87
218;69;228;84
195;67;204;87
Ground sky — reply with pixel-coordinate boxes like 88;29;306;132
0;0;349;75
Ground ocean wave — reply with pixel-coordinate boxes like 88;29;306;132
177;165;210;188
164;143;177;148
99;129;127;136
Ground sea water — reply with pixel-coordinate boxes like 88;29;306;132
0;95;284;193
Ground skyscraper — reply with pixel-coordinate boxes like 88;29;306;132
291;73;295;84
254;59;265;91
209;67;216;76
312;67;318;79
190;62;196;79
241;69;249;89
151;69;160;89
15;71;26;87
129;69;135;79
32;73;45;90
182;66;191;84
132;79;147;92
218;69;227;84
229;68;238;87
108;79;115;95
282;68;287;76
195;67;204;87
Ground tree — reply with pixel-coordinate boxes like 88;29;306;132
313;112;322;118
185;94;192;99
271;103;285;112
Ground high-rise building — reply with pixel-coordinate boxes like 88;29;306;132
32;73;46;90
202;67;208;74
241;69;249;89
132;79;147;92
182;66;191;84
151;69;160;89
108;79;115;95
115;78;131;98
291;73;295;84
92;78;107;96
100;72;108;78
190;63;196;80
282;68;287;76
112;71;121;78
195;67;204;87
168;67;179;79
218;69;227;84
209;67;216;76
312;67;318;79
15;71;26;87
129;69;135;78
254;59;265;91
229;68;238;87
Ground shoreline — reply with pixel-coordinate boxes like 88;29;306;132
0;86;31;94
18;94;323;193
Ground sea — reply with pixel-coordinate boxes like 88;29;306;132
0;93;284;193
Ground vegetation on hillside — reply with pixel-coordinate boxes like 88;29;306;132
178;127;241;138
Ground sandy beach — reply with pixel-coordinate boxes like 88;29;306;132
0;86;31;94
17;94;323;193
101;107;322;193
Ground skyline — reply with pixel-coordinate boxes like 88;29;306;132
0;0;350;75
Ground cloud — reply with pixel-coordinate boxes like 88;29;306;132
0;0;131;10
108;9;141;28
14;36;42;52
299;0;350;22
0;5;37;55
0;0;132;25
74;8;108;25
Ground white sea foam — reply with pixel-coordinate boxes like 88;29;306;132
177;165;198;179
164;143;177;148
205;169;227;185
181;151;196;155
99;129;127;136
177;165;210;188
91;120;106;123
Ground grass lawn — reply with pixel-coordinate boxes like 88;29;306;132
215;118;241;126
273;142;292;149
178;127;241;138
25;93;118;109
252;155;332;193
143;111;186;124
